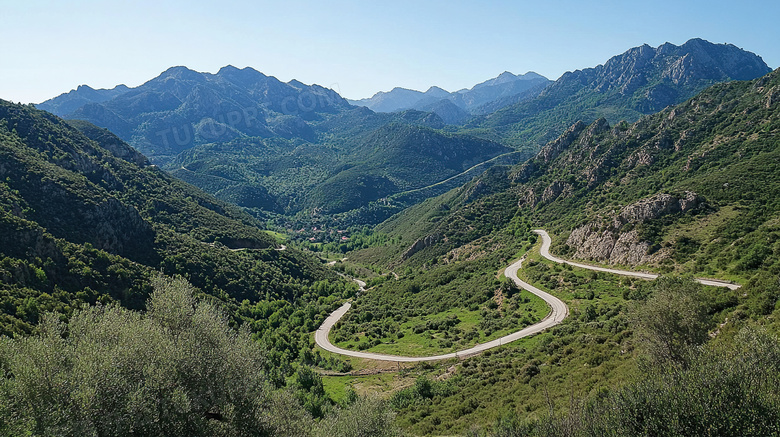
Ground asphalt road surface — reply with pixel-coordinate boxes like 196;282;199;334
314;229;739;362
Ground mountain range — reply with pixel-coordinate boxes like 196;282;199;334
37;84;130;117
373;67;780;280
468;38;772;148
33;39;772;231
39;65;350;159
37;67;519;222
348;71;551;121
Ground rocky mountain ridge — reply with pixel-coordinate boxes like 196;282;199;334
38;65;350;159
37;84;130;117
372;67;780;277
566;192;703;265
474;38;773;149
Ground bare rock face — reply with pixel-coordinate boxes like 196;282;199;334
566;191;701;265
614;191;700;226
517;188;537;209
402;233;443;259
541;180;573;203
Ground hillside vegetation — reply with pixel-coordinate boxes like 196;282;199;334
367;68;780;282
332;68;780;434
36;40;770;231
0;100;364;388
0;275;400;436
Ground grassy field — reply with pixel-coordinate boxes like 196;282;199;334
263;229;289;242
332;293;549;357
389;242;643;434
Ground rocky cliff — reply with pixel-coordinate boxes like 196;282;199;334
402;233;444;259
566;192;702;265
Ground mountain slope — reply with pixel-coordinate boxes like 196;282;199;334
169;121;509;219
0;99;342;337
45;65;350;160
469;39;772;149
37;84;130;117
307;124;510;214
368;68;780;280
338;67;780;436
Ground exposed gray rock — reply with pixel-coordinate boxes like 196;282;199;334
402;233;443;259
517;188;537;209
541;180;572;203
84;198;154;255
537;121;587;164
566;191;701;265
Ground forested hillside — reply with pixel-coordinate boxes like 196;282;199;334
328;68;780;435
0;100;365;386
170;122;509;219
367;68;780;281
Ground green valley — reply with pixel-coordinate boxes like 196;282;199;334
2;19;779;437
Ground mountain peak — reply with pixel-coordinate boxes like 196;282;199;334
424;86;451;98
217;65;264;77
520;71;546;80
159;66;202;80
217;64;241;74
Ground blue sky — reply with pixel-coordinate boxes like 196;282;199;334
2;0;778;103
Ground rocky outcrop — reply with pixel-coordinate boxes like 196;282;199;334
461;166;511;203
402;233;443;259
566;191;701;265
616;191;700;225
517;189;537;209
541;181;573;203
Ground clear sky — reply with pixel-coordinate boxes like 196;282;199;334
2;0;778;104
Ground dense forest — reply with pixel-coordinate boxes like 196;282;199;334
0;100;402;435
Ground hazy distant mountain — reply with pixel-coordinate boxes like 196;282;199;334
415;99;470;124
451;71;549;110
348;71;552;118
37;84;130;117
348;86;446;113
36;66;515;223
42;65;350;158
473;38;773;147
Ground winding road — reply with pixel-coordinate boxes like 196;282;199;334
315;229;739;362
534;230;741;290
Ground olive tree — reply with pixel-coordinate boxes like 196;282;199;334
631;276;710;367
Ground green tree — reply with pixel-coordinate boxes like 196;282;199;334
314;396;400;437
0;274;400;436
0;275;278;436
631;276;710;367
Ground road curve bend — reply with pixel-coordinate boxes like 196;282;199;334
315;235;570;362
532;230;740;290
315;230;739;363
